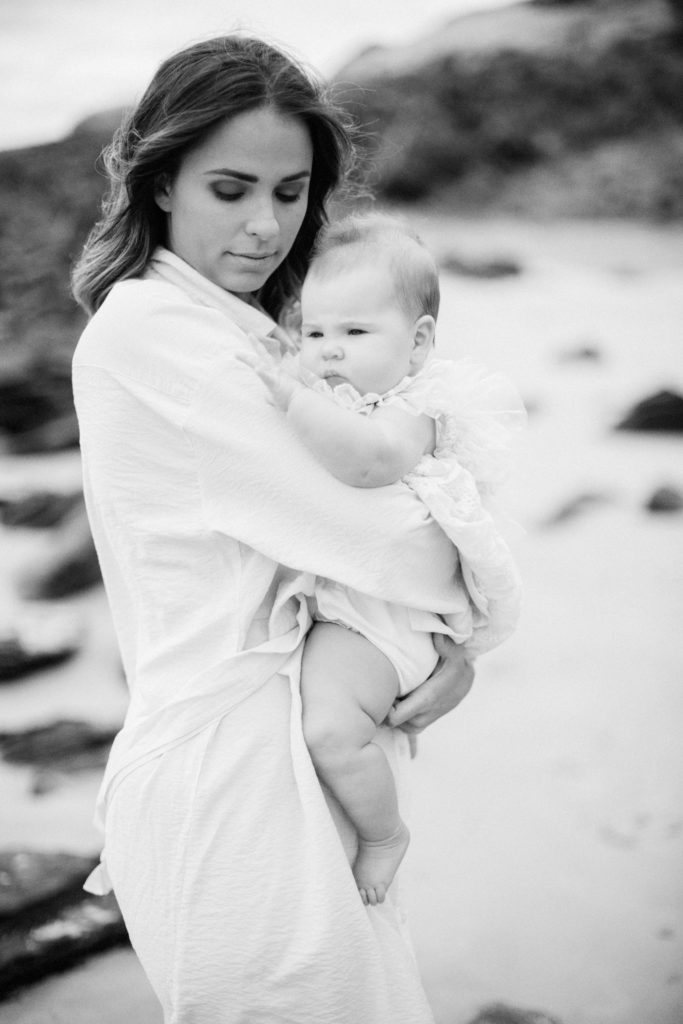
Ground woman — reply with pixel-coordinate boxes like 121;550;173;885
72;35;474;1024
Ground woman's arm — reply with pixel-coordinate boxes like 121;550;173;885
187;344;462;612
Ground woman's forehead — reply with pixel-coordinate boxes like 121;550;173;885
183;107;313;177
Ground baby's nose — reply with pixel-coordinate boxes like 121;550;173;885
322;338;343;360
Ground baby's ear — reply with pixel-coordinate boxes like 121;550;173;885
411;315;436;367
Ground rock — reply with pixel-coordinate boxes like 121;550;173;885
0;490;83;529
335;4;682;216
69;107;127;138
557;342;602;363
438;252;522;279
0;637;77;683
0;363;79;454
645;484;683;513
466;1004;564;1024
0;849;127;996
615;390;683;432
8;412;80;455
21;507;101;600
0;610;82;683
0;720;116;773
0;850;96;918
540;491;611;527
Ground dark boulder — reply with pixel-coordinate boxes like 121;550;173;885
616;390;683;432
466;1003;564;1024
0;614;82;683
556;342;603;363
0;849;127;997
0;719;116;772
645;484;683;512
0;849;96;918
0;361;79;454
21;507;101;600
438;252;522;279
0;490;83;529
540;490;611;527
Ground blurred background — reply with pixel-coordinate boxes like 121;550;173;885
0;1;682;1023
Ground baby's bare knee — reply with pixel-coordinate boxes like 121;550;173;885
303;705;364;770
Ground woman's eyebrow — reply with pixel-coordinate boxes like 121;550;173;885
204;169;311;182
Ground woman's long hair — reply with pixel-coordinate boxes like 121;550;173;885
71;35;355;321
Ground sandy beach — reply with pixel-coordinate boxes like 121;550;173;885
1;215;681;1024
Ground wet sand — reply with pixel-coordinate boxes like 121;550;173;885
1;217;681;1024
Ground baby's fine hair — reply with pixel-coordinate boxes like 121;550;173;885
310;212;440;321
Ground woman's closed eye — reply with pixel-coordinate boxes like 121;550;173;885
212;188;304;204
213;188;244;202
276;190;304;204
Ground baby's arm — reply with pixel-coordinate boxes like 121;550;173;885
288;389;434;487
242;348;434;487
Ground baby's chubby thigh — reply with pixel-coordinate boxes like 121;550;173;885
300;621;400;764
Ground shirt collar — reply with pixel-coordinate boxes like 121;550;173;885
146;247;277;337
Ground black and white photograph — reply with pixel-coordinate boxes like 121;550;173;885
0;1;681;1022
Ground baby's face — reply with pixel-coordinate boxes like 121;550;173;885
299;262;420;395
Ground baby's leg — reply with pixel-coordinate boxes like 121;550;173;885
301;621;410;906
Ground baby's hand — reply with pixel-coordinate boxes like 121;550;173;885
237;334;301;412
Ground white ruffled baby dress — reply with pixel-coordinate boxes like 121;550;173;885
309;356;526;656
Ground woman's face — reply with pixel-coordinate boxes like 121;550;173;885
155;106;313;297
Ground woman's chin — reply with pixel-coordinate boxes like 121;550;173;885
215;253;281;295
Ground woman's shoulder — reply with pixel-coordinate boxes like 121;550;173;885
81;275;215;341
73;275;237;395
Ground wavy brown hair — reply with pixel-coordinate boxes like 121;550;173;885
71;35;355;320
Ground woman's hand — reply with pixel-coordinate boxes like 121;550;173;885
387;633;474;735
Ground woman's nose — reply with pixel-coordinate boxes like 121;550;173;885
245;201;279;241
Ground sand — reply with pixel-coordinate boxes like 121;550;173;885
1;216;681;1024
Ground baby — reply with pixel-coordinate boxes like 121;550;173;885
246;213;523;906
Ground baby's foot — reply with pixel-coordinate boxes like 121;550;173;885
354;822;410;907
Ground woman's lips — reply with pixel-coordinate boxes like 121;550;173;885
227;251;277;262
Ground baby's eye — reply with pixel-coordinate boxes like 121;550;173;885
303;330;323;339
347;328;367;336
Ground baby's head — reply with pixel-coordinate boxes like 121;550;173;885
299;213;439;395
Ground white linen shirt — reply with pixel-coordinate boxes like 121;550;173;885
73;248;465;851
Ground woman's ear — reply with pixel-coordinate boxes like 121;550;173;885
154;175;173;213
410;315;436;368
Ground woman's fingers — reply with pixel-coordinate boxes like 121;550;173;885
387;636;475;733
386;688;431;732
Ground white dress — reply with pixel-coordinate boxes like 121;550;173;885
72;248;477;1024
309;361;525;692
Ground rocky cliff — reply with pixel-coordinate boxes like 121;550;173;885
335;0;683;215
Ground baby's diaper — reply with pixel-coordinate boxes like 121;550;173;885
311;579;450;694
